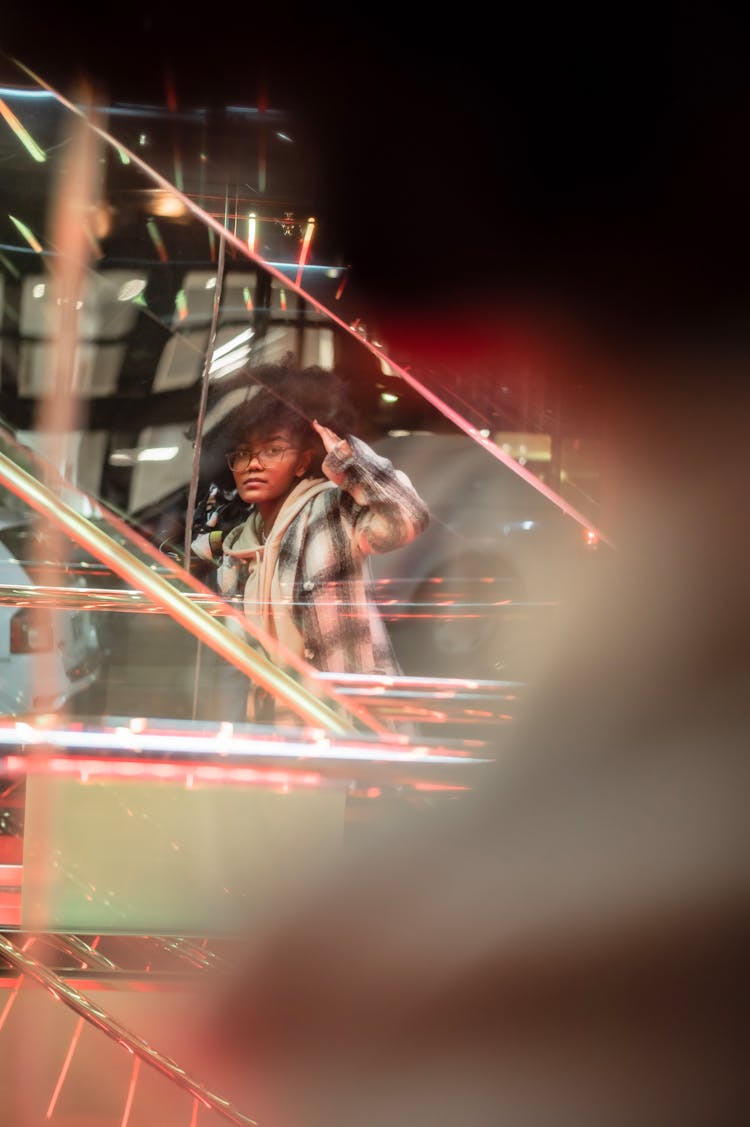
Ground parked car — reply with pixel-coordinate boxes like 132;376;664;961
0;515;101;716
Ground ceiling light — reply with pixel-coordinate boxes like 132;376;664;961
117;278;147;302
137;446;179;462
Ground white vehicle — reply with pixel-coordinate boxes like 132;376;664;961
0;515;101;716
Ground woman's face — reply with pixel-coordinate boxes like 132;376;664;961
228;428;312;507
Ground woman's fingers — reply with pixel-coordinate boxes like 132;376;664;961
312;419;341;451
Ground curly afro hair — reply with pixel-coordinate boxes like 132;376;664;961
222;356;359;477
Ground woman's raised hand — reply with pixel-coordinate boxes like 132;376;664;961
312;419;349;456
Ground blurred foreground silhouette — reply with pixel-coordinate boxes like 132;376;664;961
192;323;750;1127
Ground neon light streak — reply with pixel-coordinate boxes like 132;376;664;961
0;98;46;161
120;1056;141;1127
0;87;55;99
247;212;257;254
295;216;315;287
0;974;24;1031
0;714;484;761
1;728;481;764
46;1015;85;1119
8;214;43;252
174;289;188;320
146;218;168;262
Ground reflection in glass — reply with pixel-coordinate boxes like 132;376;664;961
0;56;611;1124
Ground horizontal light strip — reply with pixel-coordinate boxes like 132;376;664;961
0;723;485;766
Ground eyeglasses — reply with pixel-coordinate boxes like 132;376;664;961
225;444;299;472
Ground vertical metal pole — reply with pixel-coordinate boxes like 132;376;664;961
184;199;229;720
183;216;228;565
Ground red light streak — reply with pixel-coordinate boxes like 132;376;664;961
120;1056;141;1127
3;754;325;789
0;974;23;1030
46;1015;85;1119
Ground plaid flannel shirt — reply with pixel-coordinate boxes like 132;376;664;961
216;435;430;676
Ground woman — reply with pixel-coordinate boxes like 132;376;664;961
192;361;429;721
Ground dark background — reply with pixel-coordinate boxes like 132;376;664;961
3;6;750;358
